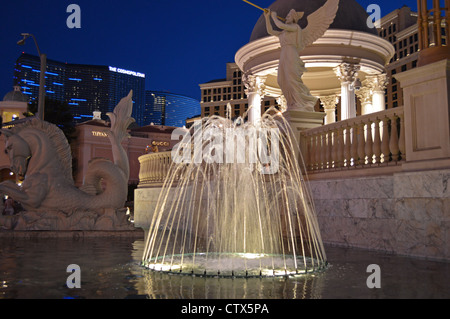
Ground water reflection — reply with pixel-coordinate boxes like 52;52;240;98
138;269;326;299
0;237;448;299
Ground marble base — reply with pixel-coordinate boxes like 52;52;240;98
134;185;201;232
134;187;167;231
309;168;450;261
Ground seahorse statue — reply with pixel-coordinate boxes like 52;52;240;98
0;91;135;230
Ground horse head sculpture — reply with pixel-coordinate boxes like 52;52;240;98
0;91;134;216
1;130;31;181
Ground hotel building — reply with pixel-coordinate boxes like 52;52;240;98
376;4;447;109
199;62;279;119
12;53;146;125
377;6;420;109
144;91;200;127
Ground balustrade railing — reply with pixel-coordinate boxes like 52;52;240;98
138;108;407;186
301;107;406;173
138;151;173;186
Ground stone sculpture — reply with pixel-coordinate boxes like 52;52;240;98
264;0;339;112
0;91;135;230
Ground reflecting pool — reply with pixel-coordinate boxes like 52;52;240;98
0;236;448;299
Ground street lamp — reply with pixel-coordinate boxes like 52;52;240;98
17;33;46;121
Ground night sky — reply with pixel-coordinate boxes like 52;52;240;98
0;0;417;101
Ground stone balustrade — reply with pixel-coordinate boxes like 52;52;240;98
138;151;173;186
301;107;406;174
138;108;407;186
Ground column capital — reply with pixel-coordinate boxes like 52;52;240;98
355;86;372;105
356;86;373;115
364;74;389;93
319;94;339;110
334;62;360;83
243;73;267;97
320;94;338;124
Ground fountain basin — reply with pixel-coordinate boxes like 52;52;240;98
143;252;327;278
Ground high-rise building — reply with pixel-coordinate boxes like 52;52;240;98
13;53;146;125
64;63;112;122
199;63;278;119
145;91;200;127
377;5;448;109
109;65;145;125
144;91;165;126
13;53;67;104
377;6;420;109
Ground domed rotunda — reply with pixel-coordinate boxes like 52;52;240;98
0;86;29;123
235;0;395;124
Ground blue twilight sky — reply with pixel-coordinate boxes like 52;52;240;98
0;0;417;101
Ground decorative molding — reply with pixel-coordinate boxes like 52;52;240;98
235;30;395;73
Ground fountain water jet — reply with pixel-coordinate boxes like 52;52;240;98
142;107;326;277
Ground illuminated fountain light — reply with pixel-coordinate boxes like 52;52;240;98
144;252;325;278
142;106;327;277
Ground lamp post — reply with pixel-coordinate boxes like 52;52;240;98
17;33;46;121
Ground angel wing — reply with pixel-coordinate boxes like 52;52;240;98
301;0;339;49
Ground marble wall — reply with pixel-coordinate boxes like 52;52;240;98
134;186;180;234
135;169;449;261
309;168;450;261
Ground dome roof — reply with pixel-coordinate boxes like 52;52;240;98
3;86;29;103
250;0;378;42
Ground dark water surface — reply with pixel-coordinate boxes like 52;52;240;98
0;237;448;299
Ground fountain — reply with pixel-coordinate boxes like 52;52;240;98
141;0;340;278
142;106;327;277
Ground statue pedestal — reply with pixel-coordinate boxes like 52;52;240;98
283;110;325;141
283;110;325;165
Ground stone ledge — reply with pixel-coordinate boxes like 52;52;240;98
305;164;403;181
0;229;145;239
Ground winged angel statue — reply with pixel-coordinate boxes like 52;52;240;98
264;0;339;112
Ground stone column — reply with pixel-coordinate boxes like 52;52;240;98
355;86;373;115
334;63;360;120
320;94;338;125
365;74;388;113
243;73;266;125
